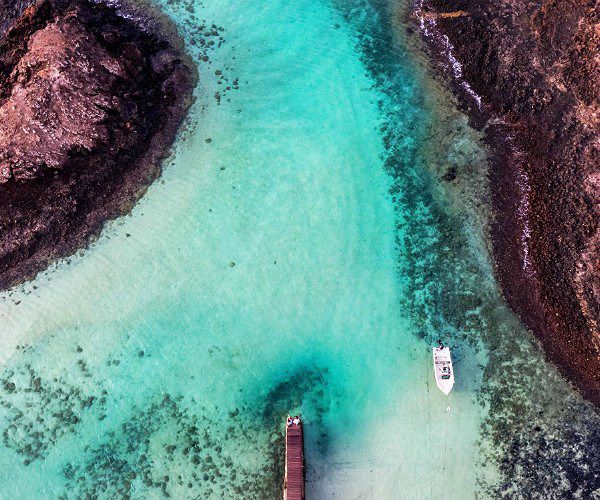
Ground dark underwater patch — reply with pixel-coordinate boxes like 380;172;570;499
0;358;107;465
59;366;333;499
62;393;283;499
260;366;332;482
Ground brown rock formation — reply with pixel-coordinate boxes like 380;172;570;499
0;0;197;289
417;0;600;402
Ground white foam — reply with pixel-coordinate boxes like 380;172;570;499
414;1;483;111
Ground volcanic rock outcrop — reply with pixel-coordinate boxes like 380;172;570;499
0;0;196;288
418;0;599;402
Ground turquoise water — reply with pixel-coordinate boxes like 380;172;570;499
1;0;600;498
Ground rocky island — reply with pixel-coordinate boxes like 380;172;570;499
0;0;196;289
416;0;599;402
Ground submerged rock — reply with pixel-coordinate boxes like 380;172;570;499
0;0;197;288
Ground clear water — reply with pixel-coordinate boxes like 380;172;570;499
1;0;599;498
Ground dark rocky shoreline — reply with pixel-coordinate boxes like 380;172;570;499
0;0;197;290
414;0;599;403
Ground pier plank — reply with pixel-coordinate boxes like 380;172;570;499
284;420;304;500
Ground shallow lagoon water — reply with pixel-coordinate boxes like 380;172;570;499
1;0;599;498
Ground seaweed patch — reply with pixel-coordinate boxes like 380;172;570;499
62;394;283;498
0;361;107;464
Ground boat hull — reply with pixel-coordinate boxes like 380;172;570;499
433;346;455;395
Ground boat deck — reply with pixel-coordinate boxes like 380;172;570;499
284;421;304;500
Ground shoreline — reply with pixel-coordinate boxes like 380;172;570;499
411;0;600;403
0;0;198;291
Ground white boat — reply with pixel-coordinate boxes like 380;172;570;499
432;345;454;395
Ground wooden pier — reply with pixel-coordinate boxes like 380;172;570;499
284;416;304;500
